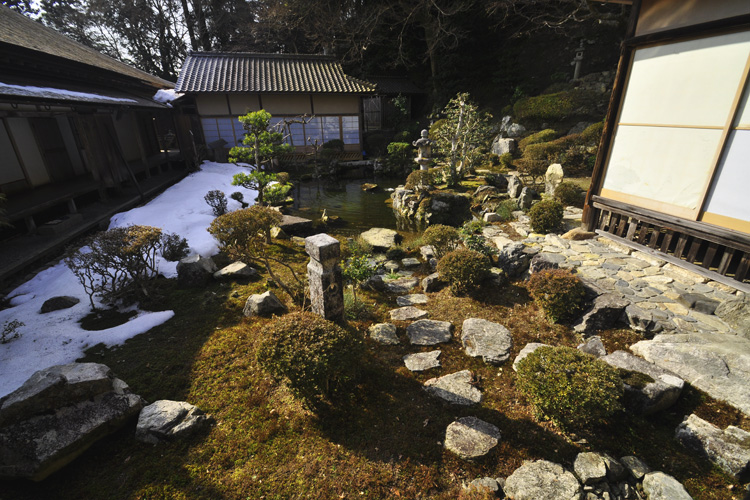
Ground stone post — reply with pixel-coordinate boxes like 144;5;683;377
305;233;344;322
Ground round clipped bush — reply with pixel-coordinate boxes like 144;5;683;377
528;198;563;234
422;224;461;260
256;312;363;407
405;169;435;192
554;182;584;207
527;269;586;323
516;345;623;429
437;248;491;296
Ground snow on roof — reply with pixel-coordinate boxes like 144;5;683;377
0;81;138;104
153;88;184;106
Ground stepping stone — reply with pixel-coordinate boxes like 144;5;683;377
424;370;482;405
444;416;500;460
505;460;581;500
401;257;421;268
407;319;452;345
384;277;419;294
213;261;259;280
461;318;513;365
403;350;441;371
396;294;428;306
389;306;428;322
368;323;399;345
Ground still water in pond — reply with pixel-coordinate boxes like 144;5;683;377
287;177;419;236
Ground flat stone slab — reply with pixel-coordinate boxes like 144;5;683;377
676;413;750;479
424;370;482;405
504;460;582;500
396;294;428;306
279;215;313;235
461;318;513;365
213;261;259;280
360;227;400;250
390;306;428;322
368;323;399;345
401;257;421;268
444;416;500;460
403;350;441;371
631;332;750;416
407;319;453;345
384;277;420;294
602;350;684;415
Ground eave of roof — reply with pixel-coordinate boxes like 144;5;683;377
176;52;376;94
0;79;169;109
0;5;173;90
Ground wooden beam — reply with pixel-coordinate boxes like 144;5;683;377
593;196;750;252
596;230;750;292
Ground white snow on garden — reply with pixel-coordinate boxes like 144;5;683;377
0;81;138;104
0;162;256;398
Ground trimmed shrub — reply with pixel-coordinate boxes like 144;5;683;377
323;139;345;151
256;312;363;407
404;169;435;193
554;182;584;207
516;346;623;429
513;89;599;123
65;225;163;309
528;198;563;234
422;224;462;260
204;190;228;216
527;269;586;323
342;236;373;260
580;121;604;144
230;191;249;208
498;152;514;170
264;183;292;205
463;235;497;260
275;172;291;185
495;199;518;222
387;142;414;171
518;129;558;151
437;249;491;296
208;206;282;261
161;232;190;262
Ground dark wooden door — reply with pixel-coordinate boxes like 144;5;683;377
29;117;76;182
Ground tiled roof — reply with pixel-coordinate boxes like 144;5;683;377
176;52;376;94
0;5;172;89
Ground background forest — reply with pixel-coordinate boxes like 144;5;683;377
3;0;629;112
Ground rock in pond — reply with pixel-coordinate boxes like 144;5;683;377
360;227;401;250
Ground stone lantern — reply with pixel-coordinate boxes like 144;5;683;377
412;129;433;171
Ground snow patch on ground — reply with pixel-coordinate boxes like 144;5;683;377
0;162;254;398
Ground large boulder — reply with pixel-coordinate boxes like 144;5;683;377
461;318;513;365
424;192;472;226
507;175;523;198
135;400;213;444
641;472;693;500
714;298;750;338
496;242;532;278
360;227;401;250
491;136;516;155
573;452;607;485
675;413;750;479
504;460;582;500
243;290;287;317
176;255;218;287
573;293;630;336
444;416;501;460
602;350;684;415
0;363;143;481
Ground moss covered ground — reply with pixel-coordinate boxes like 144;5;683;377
2;237;747;500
